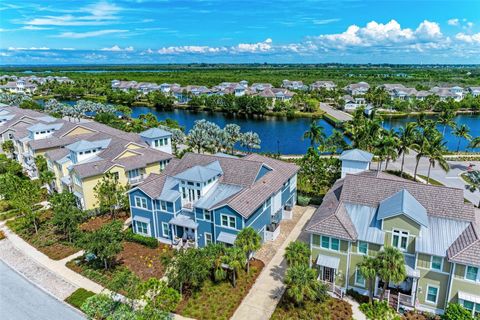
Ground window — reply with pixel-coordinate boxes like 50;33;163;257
204;210;212;221
358;241;368;255
134;196;148;209
164;138;168;145
355;268;366;287
465;266;479;281
72;174;82;186
392;229;409;250
463;300;475;312
162;222;170;237
160;201;167;211
430;256;443;271
425;285;438;304
321;236;340;251
221;215;236;229
136;221;149;235
205;233;213;245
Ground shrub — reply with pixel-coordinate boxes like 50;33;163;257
346;288;369;304
65;288;96;309
81;294;118;319
124;229;158;248
297;195;311;206
442;303;475;320
359;300;401;320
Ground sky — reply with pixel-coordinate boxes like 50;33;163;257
1;0;480;65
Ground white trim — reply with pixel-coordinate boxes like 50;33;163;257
133;196;148;209
430;255;444;272
464;265;480;283
354;267;366;288
220;214;237;229
135;220;150;236
357;241;368;255
204;232;213;246
391;228;409;251
161;222;170;238
151;198;157;238
425;284;439;305
320;235;340;252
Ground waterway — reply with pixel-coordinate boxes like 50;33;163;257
130;106;480;154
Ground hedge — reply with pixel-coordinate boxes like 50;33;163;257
65;288;96;309
124;229;158;248
297;195;311;206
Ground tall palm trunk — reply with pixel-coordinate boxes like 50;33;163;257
400;152;406;176
414;157;421;181
380;280;388;301
457;138;461;153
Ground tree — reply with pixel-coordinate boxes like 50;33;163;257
469;136;480;149
358;256;377;303
442;303;476;320
240;131;261;153
168;128;186;155
10;179;42;233
1;140;14;156
397;122;419;176
93;172;129;218
437;110;456;136
224;123;242;154
138;278;180;313
222;246;245;287
374;129;398;171
376;247;406;301
452;124;472;152
359;300;401;320
321;129;348;154
424;135;449;184
284;264;327;306
81;220;124;269
234;227;261;273
303;120;326;148
50;191;86;242
284;241;310;267
166;248;210;294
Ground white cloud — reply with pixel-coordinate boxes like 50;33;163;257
55;29;128;39
233;38;273;53
415;20;442;39
158;45;227;54
100;45;134;52
448;18;459;26
8;47;50;51
456;32;480;43
313;18;340;25
21;25;52;30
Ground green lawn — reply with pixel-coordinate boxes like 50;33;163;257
176;260;264;320
417;174;444;186
65;288;95;310
271;296;353;320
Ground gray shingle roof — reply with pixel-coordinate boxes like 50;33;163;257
447;223;480;266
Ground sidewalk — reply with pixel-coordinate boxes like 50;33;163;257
231;207;315;320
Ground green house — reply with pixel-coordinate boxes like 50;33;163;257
306;149;480;316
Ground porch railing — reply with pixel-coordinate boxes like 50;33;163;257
374;289;390;304
319;279;344;298
397;293;414;311
128;174;145;185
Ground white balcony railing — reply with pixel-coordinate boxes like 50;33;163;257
397;293;414;311
319;279;344;298
265;225;281;241
128;174;144;184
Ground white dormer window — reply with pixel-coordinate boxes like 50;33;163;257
392;229;409;251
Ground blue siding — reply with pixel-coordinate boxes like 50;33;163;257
245;204;271;233
255;165;272;181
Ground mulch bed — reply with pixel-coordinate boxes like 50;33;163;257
80;212;129;232
176;259;265;320
117;241;171;280
272;296;353;320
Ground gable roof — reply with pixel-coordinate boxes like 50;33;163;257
66;139;111;152
339;149;373;162
447;223;480;266
139;127;172;139
377;189;429;227
174;162;222;183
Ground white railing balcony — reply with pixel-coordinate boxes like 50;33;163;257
397;293;414;311
319;279;344;298
265;224;281;241
128;174;145;185
374;289;390;303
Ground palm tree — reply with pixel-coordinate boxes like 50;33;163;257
397;123;419;176
424;136;449;184
222;247;245;287
413;126;439;180
284;241;311;267
234;227;261;273
39;170;56;193
376;247;407;301
284;264;320;305
437;110;456;136
240;131;261;153
375;129;399;171
452;124;472;153
303;120;326;148
358;256;377;303
1;140;15;158
469;136;480;149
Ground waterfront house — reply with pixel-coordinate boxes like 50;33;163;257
430;86;464;102
468;87;480;97
282;80;306;90
128;153;298;248
0;79;37;94
306;149;480;315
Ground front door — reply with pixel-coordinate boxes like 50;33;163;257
322;267;335;283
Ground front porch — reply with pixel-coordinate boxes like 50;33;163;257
316;254;344;298
374;274;419;311
169;210;199;249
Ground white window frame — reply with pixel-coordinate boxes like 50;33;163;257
160;201;167;211
205;232;213;245
392;229;409;251
134;196;148;209
425;285;439;304
220;214;236;229
162;222;170;238
321;235;340;252
354;267;366;287
358;241;368;255
430;256;443;271
464;265;479;282
204;210;212;221
136;221;150;236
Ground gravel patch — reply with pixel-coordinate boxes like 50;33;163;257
0;239;77;300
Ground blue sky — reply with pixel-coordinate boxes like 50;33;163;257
1;0;480;65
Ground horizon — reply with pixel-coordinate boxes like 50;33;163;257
1;0;480;65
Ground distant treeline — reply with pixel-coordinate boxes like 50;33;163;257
1;64;480;88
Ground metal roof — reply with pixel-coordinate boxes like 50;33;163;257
139;127;172;139
339;149;373;162
217;232;237;245
169;212;198;229
174;163;222;183
316;254;340;269
158;177;181;202
377;189;429;227
27;122;63;132
195;183;243;210
344;203;385;245
66;139;111;152
405;255;420;278
133;216;150;224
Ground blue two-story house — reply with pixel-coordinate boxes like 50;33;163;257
128;153;299;248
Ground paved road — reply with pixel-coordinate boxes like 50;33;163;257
0;260;85;320
319;102;353;122
387;152;480;206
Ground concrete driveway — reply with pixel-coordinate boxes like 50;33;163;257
0;260;85;320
